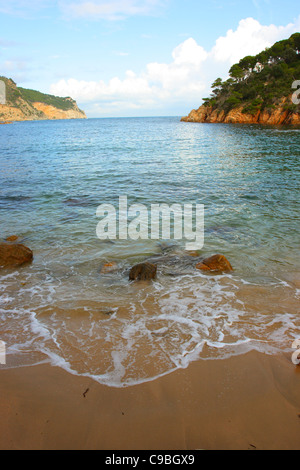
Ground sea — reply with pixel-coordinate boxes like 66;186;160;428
0;117;299;387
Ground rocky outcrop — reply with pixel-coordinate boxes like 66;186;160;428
129;262;157;281
0;77;86;122
196;254;233;273
181;100;300;126
6;235;19;242
32;101;86;120
0;102;44;122
0;243;33;268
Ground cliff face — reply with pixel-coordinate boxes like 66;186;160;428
0;77;86;122
32;101;86;120
181;100;300;126
0;103;41;122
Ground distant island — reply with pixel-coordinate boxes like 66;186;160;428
182;33;300;126
0;77;86;122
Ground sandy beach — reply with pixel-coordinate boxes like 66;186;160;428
0;351;299;450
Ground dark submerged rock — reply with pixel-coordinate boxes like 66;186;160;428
129;262;157;281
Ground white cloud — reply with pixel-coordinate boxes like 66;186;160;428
211;16;300;65
50;16;300;116
50;37;208;113
51;71;156;101
172;38;208;66
59;0;167;20
145;38;208;93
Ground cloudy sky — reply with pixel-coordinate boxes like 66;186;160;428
0;0;299;117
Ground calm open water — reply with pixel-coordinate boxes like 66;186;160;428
0;117;299;386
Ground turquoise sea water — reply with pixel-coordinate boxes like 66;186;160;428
0;117;299;386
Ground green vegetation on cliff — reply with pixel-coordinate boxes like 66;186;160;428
202;33;300;115
18;87;75;111
0;76;86;121
0;76;74;111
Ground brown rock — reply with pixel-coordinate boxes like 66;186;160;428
185;250;201;257
181;99;300;127
129;262;157;281
6;235;19;242
0;243;33;268
196;254;233;273
181;106;210;123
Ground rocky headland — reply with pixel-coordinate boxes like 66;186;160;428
181;99;300;126
0;77;86;122
182;33;300;127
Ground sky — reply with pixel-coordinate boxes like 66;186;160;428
0;0;299;117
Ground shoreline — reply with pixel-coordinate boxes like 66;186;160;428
0;351;299;450
181;104;300;127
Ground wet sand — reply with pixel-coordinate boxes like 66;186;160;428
0;351;299;450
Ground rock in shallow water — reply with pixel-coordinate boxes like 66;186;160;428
129;262;157;281
6;235;19;242
196;254;233;273
0;243;33;268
